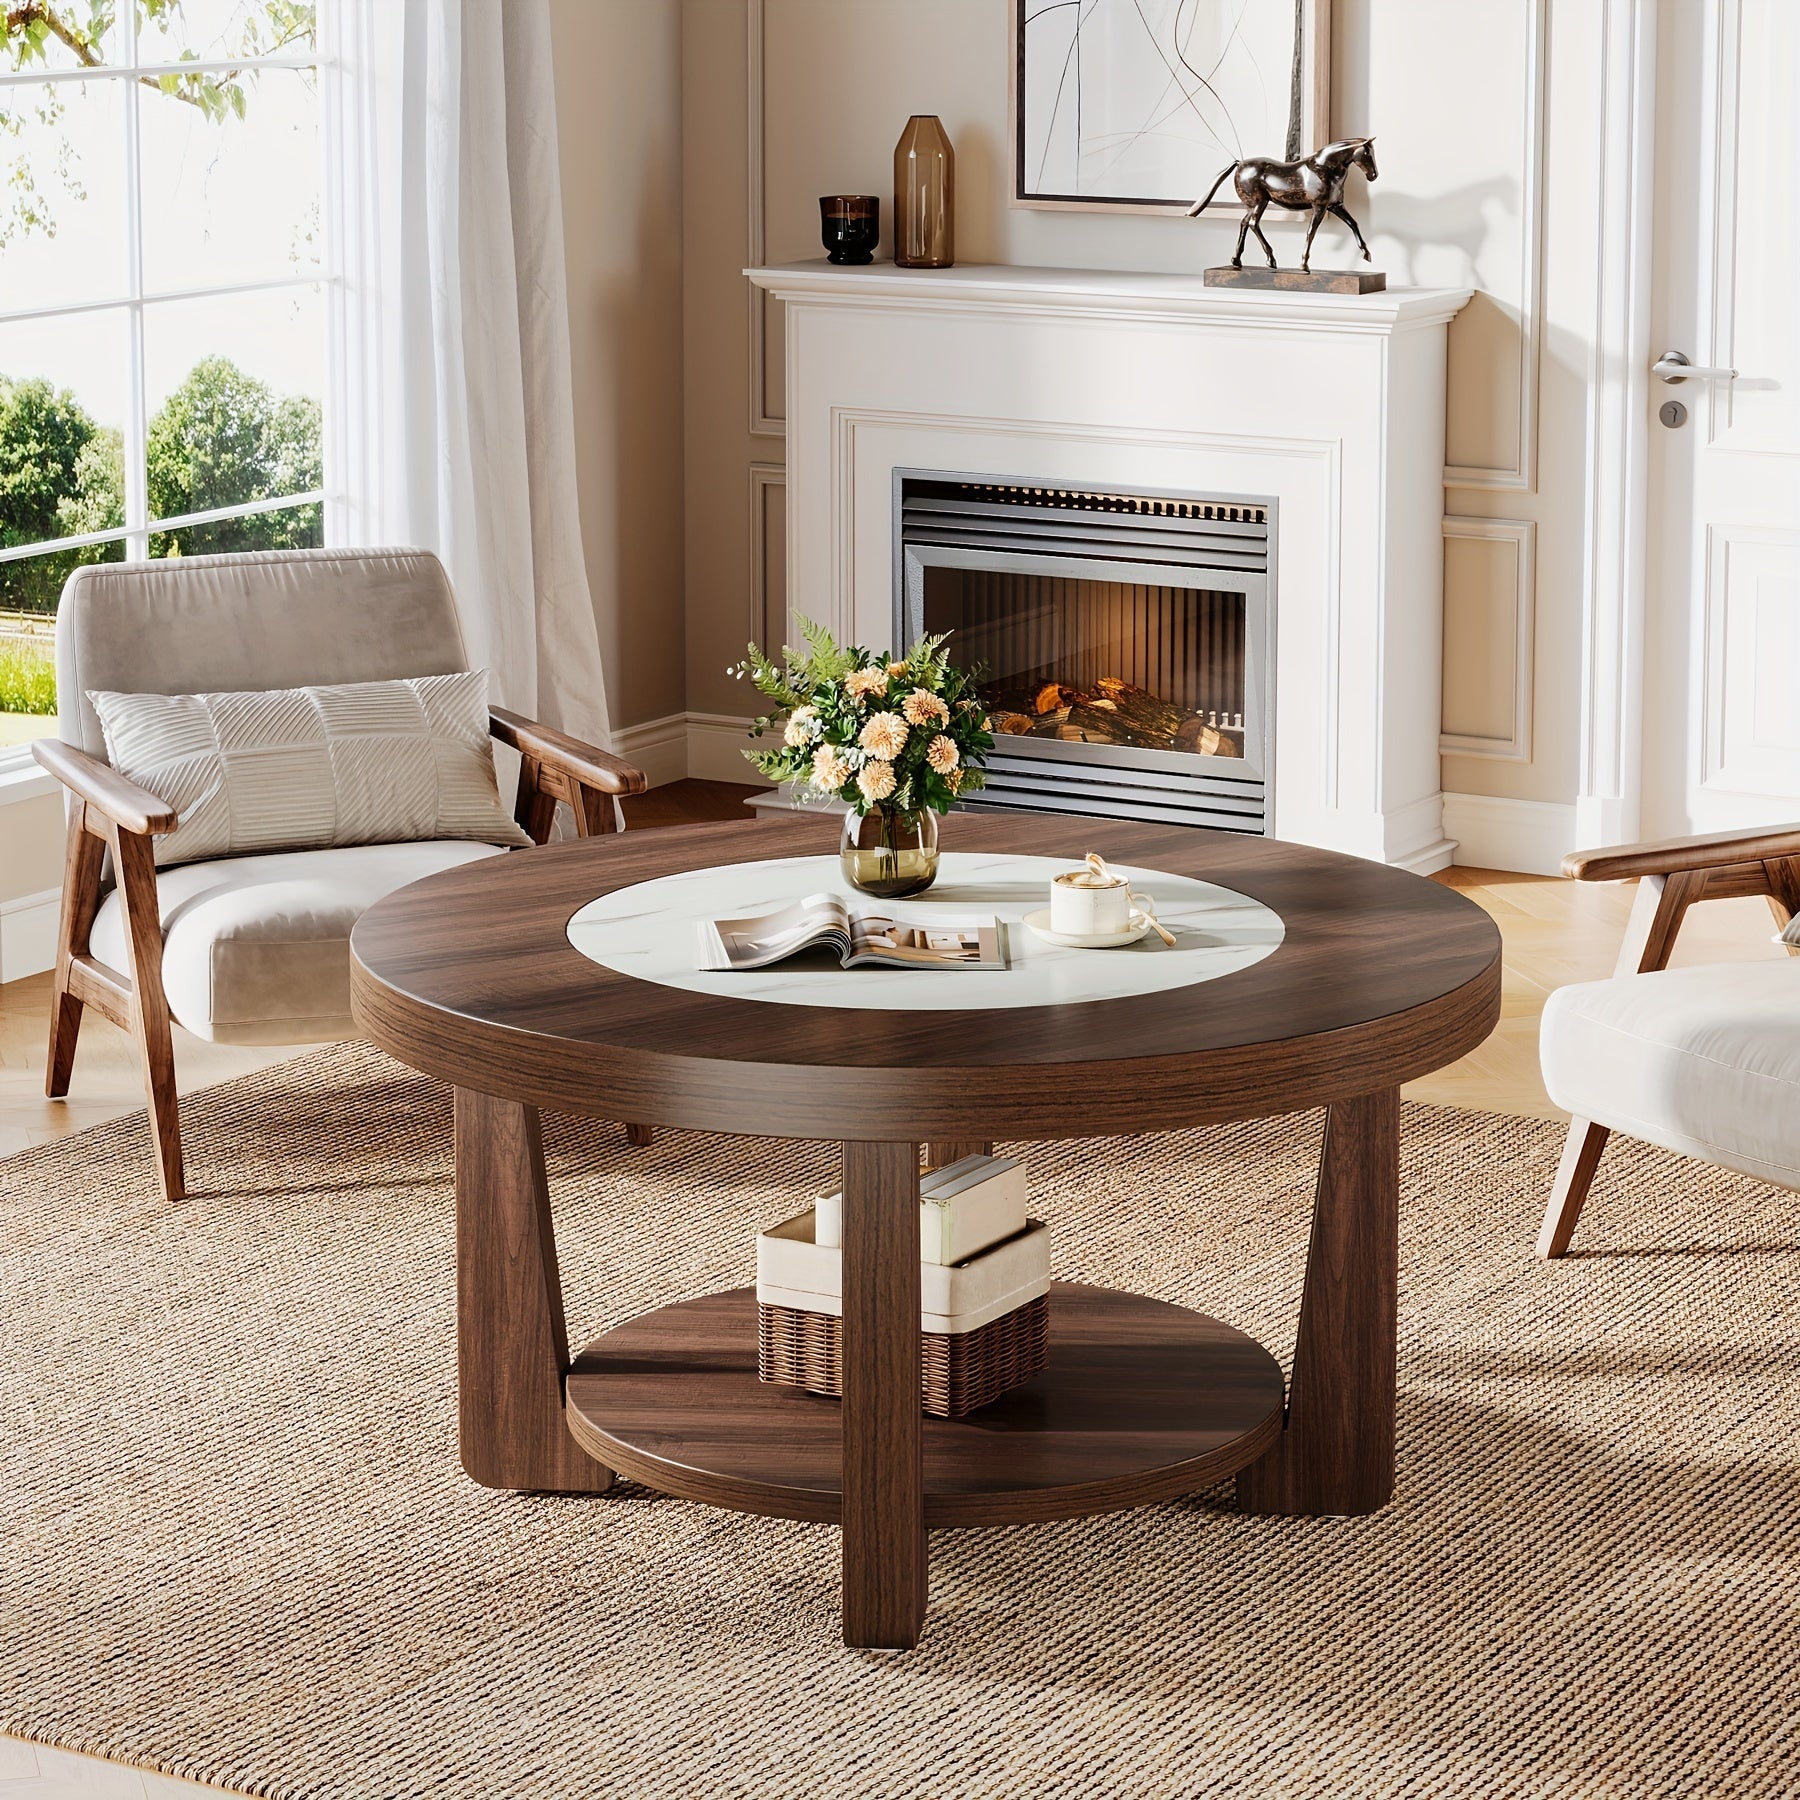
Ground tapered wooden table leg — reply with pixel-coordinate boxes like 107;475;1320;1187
455;1088;614;1494
840;1140;927;1649
1237;1087;1399;1517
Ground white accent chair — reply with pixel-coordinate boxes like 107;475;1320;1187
32;546;646;1203
1536;825;1800;1257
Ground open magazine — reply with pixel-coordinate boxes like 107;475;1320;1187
697;894;1007;972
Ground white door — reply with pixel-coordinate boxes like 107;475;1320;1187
1641;0;1800;837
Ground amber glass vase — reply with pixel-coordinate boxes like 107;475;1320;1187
894;115;954;268
840;806;940;898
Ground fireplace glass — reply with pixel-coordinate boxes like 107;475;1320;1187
919;569;1248;761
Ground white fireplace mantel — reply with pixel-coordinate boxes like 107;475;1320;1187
747;259;1474;870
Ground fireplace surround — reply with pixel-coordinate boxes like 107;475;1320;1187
747;260;1473;870
897;474;1273;832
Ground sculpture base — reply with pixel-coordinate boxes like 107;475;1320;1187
1204;266;1387;295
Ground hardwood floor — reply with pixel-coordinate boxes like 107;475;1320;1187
1;791;1792;1793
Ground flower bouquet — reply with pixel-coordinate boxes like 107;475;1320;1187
734;617;994;896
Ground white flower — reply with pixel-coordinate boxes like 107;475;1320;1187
902;689;949;728
857;759;897;804
926;733;959;774
783;704;820;748
859;710;910;760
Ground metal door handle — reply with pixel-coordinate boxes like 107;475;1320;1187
1653;349;1737;384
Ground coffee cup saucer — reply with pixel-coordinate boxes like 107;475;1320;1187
1021;908;1157;950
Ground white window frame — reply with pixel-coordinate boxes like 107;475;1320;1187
0;7;333;779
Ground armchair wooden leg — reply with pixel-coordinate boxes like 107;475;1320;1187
45;806;105;1099
625;1123;654;1148
112;829;184;1204
1538;1118;1609;1259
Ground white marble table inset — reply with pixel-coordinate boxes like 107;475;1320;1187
565;852;1284;1013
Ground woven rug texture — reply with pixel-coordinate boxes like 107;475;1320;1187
2;1043;1797;1800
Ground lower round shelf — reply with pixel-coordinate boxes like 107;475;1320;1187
565;1281;1286;1527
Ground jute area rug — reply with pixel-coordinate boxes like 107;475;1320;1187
2;1045;1797;1800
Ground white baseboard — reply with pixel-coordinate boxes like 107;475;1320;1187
686;712;773;786
607;711;771;790
611;712;689;790
1442;791;1577;877
0;885;59;983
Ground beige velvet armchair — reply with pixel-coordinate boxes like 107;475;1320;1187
32;546;646;1203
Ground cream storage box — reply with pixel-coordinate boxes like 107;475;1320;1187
811;1153;1027;1266
756;1209;1050;1334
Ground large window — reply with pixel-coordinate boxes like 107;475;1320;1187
1;1;325;751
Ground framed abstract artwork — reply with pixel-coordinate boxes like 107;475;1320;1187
1012;0;1331;213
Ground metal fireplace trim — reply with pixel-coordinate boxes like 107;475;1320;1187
893;469;1278;836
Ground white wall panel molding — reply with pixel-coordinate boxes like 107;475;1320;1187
744;0;783;438
1575;0;1656;849
1440;516;1536;761
1443;0;1547;493
748;461;787;651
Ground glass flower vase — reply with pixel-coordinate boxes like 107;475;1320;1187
840;806;940;898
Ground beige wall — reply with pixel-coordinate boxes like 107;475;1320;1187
682;0;1599;814
551;0;687;731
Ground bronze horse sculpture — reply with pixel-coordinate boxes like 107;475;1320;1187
1188;138;1378;273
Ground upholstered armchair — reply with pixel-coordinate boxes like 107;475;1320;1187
1536;824;1800;1257
32;546;645;1203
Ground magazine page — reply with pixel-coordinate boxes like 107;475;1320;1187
844;905;1006;971
696;893;852;971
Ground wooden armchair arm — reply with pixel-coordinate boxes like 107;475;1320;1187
488;708;647;798
32;739;178;836
489;706;646;844
1563;822;1800;883
1564;822;1800;978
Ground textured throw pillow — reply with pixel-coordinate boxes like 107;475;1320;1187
88;670;533;867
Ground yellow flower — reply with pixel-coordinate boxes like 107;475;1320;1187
811;745;851;790
857;759;897;804
902;688;949;728
859;710;910;759
948;768;963;792
844;668;889;703
886;661;909;679
926;733;959;774
782;704;819;748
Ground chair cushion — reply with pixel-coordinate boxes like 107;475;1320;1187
89;840;509;1046
1540;962;1800;1190
88;671;532;867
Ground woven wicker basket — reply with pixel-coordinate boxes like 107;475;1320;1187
758;1292;1049;1418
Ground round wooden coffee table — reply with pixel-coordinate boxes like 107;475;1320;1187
350;813;1500;1649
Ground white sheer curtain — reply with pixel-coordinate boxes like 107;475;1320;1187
324;0;612;752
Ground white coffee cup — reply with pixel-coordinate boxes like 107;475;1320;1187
1050;853;1157;938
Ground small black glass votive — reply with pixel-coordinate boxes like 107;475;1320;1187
820;194;879;265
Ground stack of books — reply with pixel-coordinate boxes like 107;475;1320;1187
755;1154;1050;1418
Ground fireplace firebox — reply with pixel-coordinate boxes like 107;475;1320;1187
896;474;1272;833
